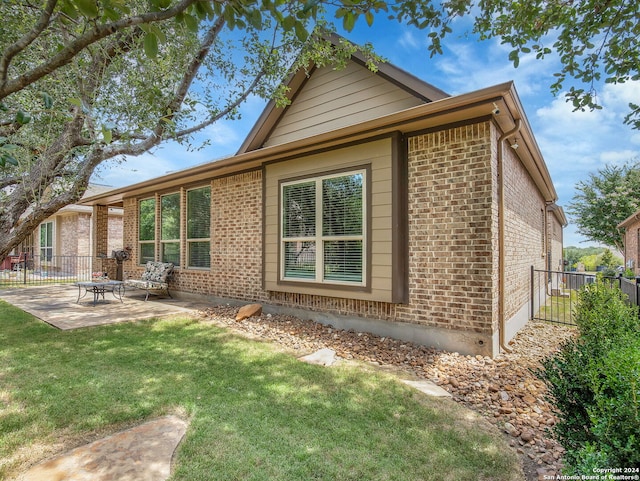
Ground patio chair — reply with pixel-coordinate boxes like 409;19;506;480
125;261;174;301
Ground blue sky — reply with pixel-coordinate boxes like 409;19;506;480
91;15;640;248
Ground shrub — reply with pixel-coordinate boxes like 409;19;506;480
537;278;640;472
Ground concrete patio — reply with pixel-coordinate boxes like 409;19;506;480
0;284;206;329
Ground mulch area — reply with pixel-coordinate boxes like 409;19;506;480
199;306;577;481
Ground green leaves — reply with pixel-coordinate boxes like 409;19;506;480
144;32;159;58
41;92;54;109
0;140;19;168
508;50;520;68
101;125;113;144
140;23;166;59
567;162;640;251
74;0;99;19
15;110;31;125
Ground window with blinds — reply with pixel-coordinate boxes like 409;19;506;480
138;198;155;265
161;193;180;266
281;170;365;285
187;186;211;268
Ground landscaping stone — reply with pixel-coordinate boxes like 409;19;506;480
20;415;187;481
299;347;338;366
199;306;577;481
235;303;262;321
402;379;452;397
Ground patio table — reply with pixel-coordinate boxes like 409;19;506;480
75;280;124;306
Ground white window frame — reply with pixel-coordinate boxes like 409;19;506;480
39;221;54;261
280;169;366;286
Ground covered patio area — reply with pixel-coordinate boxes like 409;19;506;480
0;284;206;329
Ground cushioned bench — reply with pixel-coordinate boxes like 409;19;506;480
125;261;174;301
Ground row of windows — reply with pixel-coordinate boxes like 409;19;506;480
138;186;211;268
137;169;367;286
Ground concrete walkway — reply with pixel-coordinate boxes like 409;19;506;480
19;416;188;481
0;284;204;329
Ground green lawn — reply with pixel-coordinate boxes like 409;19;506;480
0;300;523;481
536;290;578;325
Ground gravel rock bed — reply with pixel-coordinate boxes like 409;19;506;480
199;305;577;481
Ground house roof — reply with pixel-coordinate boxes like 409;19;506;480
56;184;123;215
547;203;568;227
237;33;450;154
80;57;558;208
618;208;640;229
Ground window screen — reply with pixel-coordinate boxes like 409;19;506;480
138;198;155;265
161;193;180;266
281;170;365;285
187;186;211;268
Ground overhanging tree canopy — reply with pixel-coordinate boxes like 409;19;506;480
1;0;638;263
0;0;379;262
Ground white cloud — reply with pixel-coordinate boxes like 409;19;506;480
601;80;640;113
92;141;216;188
398;30;421;50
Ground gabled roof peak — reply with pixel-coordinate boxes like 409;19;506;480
237;33;449;154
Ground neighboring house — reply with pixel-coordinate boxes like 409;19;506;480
547;203;568;272
619;208;640;276
81;37;564;356
2;184;123;271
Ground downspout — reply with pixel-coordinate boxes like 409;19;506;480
497;118;522;354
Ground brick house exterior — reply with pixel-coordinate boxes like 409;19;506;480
3;185;123;272
619;209;640;276
83;44;564;357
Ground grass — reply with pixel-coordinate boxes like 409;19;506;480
536;290;578;325
0;300;523;481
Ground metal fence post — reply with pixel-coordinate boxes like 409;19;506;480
530;265;535;320
22;253;27;284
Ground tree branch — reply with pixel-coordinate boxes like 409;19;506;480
174;70;266;138
0;0;204;100
105;16;228;158
0;0;58;86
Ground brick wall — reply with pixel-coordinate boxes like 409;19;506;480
121;171;265;301
549;212;564;272
56;213;91;256
176;170;264;300
58;215;79;256
501;139;548;323
92;205;110;258
394;122;496;334
107;214;123;254
116;120;553;355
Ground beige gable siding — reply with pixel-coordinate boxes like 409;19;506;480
264;137;396;302
264;63;424;147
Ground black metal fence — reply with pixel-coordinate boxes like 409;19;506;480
0;254;118;287
531;267;640;325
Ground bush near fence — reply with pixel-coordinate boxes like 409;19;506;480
535;278;640;473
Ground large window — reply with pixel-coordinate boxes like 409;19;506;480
281;170;365;285
161;193;180;266
138;198;156;265
39;222;53;261
138;187;211;268
187;186;211;268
